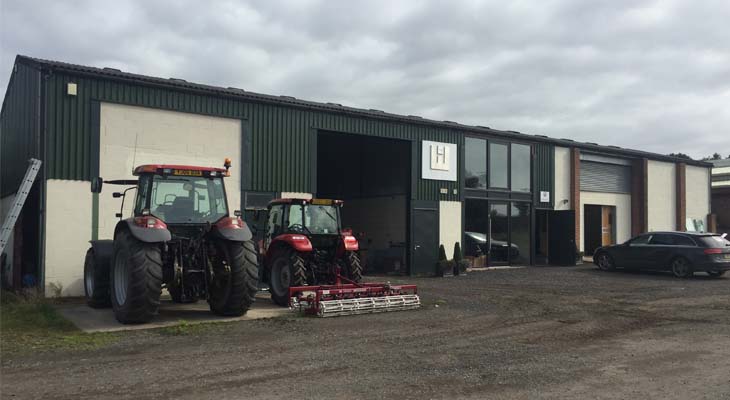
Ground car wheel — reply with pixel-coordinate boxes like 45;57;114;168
707;271;726;278
595;252;615;271
670;257;693;279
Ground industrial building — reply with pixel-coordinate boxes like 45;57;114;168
710;159;730;233
0;55;714;296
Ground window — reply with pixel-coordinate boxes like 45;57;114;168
267;205;284;238
673;235;696;247
489;143;508;189
511;144;531;192
649;234;674;245
145;175;228;223
465;137;487;189
629;235;652;245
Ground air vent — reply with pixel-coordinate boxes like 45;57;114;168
103;67;121;72
476;125;491;129
227;87;245;92
279;95;296;100
586;142;598;145
369;109;385;113
561;138;575;142
326;102;342;107
442;120;457;124
407;115;423;119
534;134;548;138
169;78;187;83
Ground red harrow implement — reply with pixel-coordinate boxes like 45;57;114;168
288;268;420;317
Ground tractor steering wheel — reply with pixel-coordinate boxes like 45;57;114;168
288;224;312;235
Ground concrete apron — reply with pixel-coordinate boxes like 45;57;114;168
55;292;290;333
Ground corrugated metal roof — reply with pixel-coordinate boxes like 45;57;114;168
12;54;713;168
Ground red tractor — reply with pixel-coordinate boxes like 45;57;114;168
84;160;258;324
260;198;419;317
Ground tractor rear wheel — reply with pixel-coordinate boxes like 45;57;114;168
343;251;362;283
110;230;163;324
84;248;111;308
270;250;307;307
208;240;258;316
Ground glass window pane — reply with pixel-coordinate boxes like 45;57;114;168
511;144;531;192
465;137;487;189
510;203;531;264
465;199;489;259
489;143;508;188
489;203;509;262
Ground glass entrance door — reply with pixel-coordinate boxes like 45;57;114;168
489;202;510;264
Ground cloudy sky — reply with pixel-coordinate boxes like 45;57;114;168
1;0;729;158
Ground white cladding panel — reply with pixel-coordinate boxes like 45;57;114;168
686;165;710;230
439;201;462;255
554;147;571;210
579;191;631;252
44;180;92;296
647;160;676;231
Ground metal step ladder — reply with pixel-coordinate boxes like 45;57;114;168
0;158;42;254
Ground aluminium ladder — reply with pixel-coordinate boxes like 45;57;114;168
0;158;42;254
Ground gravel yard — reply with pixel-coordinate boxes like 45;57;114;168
2;265;729;400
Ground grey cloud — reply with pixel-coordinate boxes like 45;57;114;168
2;0;729;158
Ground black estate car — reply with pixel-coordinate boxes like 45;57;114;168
593;231;730;278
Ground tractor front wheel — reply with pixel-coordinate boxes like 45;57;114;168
270;250;307;307
343;251;363;283
208;240;258;316
110;230;163;324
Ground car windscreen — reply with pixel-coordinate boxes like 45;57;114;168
697;235;730;248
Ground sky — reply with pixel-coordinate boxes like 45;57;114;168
1;0;729;159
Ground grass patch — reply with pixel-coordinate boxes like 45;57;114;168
1;290;118;355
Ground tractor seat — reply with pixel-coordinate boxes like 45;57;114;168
166;196;194;221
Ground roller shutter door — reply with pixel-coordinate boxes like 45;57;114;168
580;161;631;193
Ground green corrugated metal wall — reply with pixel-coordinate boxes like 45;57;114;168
534;142;554;209
1;62;40;197
41;71;553;202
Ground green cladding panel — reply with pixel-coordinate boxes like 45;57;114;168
533;142;554;209
43;72;463;201
1;62;41;197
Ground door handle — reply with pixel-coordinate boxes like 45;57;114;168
414;245;421;250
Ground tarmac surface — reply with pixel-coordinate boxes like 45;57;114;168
55;292;289;333
2;265;730;400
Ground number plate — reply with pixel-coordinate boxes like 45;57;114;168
172;169;202;176
723;253;730;260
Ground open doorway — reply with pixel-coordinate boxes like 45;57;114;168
316;131;411;275
584;204;615;257
534;209;549;265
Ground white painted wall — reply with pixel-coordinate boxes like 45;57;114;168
579;191;632;252
554;146;571;210
98;103;242;239
647;160;676;231
280;192;312;200
686;165;711;230
44;180;91;296
1;195;16;287
439;201;462;256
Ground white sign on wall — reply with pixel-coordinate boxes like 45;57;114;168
540;191;550;203
422;140;457;181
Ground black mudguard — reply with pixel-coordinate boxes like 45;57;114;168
89;240;114;268
211;224;253;242
116;219;171;243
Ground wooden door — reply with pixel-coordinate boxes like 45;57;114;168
601;206;614;246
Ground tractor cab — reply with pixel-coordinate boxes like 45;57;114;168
131;164;232;226
263;198;348;252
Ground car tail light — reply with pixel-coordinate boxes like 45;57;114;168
134;216;167;230
703;248;723;255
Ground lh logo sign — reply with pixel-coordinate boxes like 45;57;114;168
431;144;450;171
